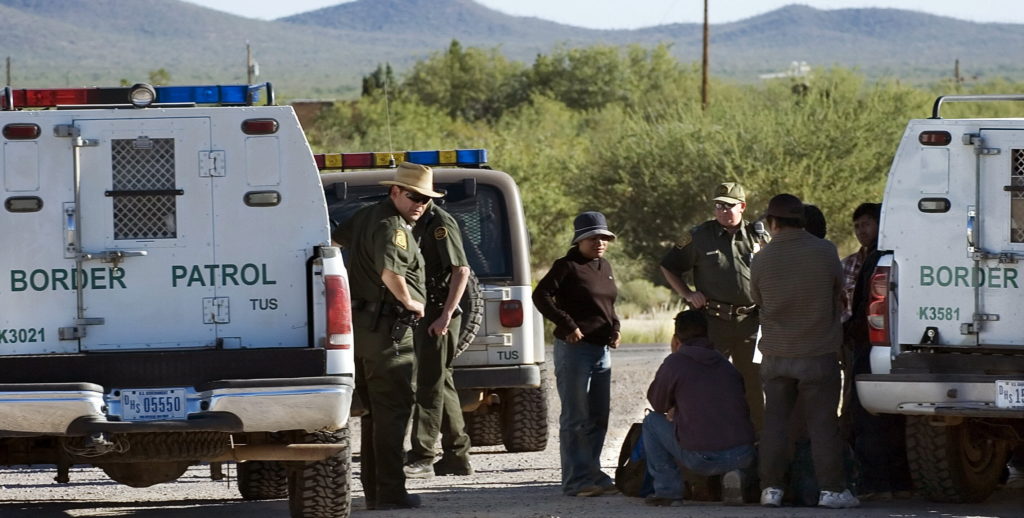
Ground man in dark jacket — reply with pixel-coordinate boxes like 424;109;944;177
643;310;756;507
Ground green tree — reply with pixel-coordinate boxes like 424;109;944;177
401;40;527;122
148;68;171;85
361;63;396;97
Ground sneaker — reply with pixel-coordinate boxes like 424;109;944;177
574;485;605;497
600;484;620;496
818;489;861;509
722;469;744;505
644;496;684;507
760;487;783;507
402;459;435;479
1007;466;1024;489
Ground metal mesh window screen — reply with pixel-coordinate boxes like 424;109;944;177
1012;149;1024;243
111;138;177;240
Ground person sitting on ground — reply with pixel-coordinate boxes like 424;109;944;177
642;310;757;507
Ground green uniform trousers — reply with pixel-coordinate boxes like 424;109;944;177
354;316;415;505
707;314;763;433
408;307;471;463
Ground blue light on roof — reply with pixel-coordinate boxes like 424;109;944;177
406;150;440;165
457;149;487;165
155;85;250;105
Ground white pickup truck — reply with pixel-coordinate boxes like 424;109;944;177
0;83;355;517
855;94;1024;503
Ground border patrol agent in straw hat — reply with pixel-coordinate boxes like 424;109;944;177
332;161;442;510
659;182;769;431
404;200;474;478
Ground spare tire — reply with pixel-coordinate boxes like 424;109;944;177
455;269;484;357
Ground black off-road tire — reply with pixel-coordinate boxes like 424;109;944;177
455;269;484;357
906;416;1009;503
287;427;351;518
239;460;288;500
466;407;502;447
500;381;549;452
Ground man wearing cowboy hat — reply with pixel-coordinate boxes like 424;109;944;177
333;161;443;510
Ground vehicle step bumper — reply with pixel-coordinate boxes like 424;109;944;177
856;373;1024;418
0;377;353;437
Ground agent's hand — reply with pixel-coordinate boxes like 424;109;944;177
610;331;621;349
566;328;584;343
428;313;452;337
404;299;425;319
684;290;707;309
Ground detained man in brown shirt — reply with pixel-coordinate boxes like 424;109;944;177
750;193;859;509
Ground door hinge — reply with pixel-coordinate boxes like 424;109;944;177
962;133;1000;155
204;297;231;324
200;150;226;177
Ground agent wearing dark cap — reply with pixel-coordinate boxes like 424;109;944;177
332;161;443;510
533;211;621;497
750;193;859;509
659;182;768;431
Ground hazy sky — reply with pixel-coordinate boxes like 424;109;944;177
187;0;1024;28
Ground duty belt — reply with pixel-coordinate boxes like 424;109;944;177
352;299;398;314
705;300;757;322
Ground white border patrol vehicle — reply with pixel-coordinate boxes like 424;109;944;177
0;83;355;517
856;94;1024;503
318;150;548;452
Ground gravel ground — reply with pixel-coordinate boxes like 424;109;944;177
1;344;1021;517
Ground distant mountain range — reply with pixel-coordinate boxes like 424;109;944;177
1;0;1021;98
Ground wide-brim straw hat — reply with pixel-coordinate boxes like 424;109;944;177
379;161;444;198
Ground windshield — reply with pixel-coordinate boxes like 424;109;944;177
326;182;512;280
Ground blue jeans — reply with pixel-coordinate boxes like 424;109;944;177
642;412;755;499
554;339;612;495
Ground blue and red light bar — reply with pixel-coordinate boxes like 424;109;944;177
1;83;273;110
314;149;488;170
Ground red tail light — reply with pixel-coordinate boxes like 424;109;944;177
867;267;891;346
325;274;352;349
241;118;279;135
499;300;524;328
3;124;41;140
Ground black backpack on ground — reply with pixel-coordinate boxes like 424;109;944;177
615;422;654;497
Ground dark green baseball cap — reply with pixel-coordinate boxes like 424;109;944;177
713;182;745;204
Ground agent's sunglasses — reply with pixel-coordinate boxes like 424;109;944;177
714;201;737;211
403;190;431;205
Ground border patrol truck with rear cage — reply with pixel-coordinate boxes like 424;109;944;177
0;83;356;518
856;94;1024;504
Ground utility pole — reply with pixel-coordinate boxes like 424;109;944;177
5;57;10;86
246;42;254;84
701;0;709;111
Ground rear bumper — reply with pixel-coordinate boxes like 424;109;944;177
855;373;1024;418
0;377;353;437
454;364;542;390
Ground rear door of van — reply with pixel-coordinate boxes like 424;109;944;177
74;116;216;351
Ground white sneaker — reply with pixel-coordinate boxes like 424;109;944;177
1007;466;1024;489
722;470;744;505
818;489;860;509
760;487;783;507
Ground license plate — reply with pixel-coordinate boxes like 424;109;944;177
995;380;1024;409
120;388;188;421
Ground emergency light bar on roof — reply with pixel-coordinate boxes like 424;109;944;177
0;82;274;110
314;149;488;170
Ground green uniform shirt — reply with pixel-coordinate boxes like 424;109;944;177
334;198;426;307
660;219;763;306
414;205;469;301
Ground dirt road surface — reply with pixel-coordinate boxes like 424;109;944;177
1;344;1021;517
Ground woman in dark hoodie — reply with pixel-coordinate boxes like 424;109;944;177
533;211;621;498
